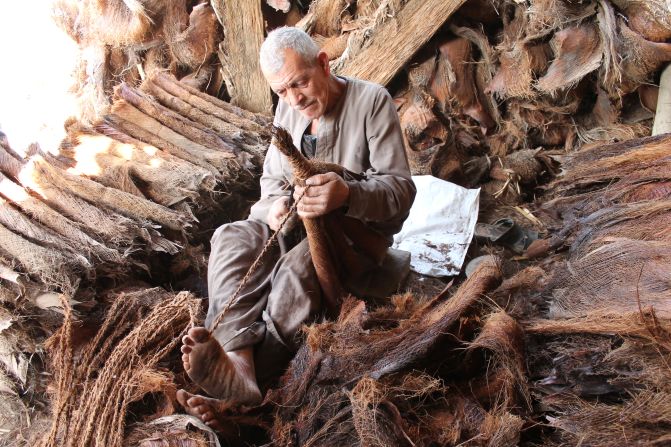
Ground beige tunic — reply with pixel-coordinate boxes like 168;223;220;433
206;77;415;385
249;76;416;242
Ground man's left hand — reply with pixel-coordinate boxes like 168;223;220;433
294;172;350;218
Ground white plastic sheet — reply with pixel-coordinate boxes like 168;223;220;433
392;175;480;277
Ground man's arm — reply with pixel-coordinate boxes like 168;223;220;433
248;100;293;227
344;87;416;225
248;142;291;226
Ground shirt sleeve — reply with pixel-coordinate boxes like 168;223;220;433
248;144;291;224
248;103;291;224
344;87;416;226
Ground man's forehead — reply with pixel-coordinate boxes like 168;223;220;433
282;48;310;65
267;60;312;87
267;49;314;78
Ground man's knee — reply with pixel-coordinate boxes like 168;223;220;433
211;219;268;248
210;221;240;249
207;219;273;302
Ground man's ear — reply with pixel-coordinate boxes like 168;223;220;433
317;51;330;74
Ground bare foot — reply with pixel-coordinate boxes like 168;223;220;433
181;327;262;405
176;389;236;436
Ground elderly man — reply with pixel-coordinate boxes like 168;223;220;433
176;27;415;428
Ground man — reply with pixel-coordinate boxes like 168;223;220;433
176;27;416;429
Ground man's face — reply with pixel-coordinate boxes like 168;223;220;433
263;48;330;120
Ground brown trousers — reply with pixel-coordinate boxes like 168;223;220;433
206;219;410;384
206;220;322;383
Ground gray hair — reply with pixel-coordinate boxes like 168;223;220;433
259;27;320;74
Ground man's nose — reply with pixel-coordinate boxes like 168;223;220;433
287;88;304;107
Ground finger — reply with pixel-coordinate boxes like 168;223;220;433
300;194;327;206
272;205;289;220
299;197;328;209
270;209;284;222
298;209;322;219
272;196;289;209
298;203;326;218
297;189;316;202
304;184;329;198
305;172;336;187
277;196;290;212
294;187;306;202
302;185;335;203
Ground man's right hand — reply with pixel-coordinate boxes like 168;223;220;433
267;196;290;231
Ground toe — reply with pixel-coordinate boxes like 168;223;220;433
202;395;228;413
176;389;188;407
176;390;197;413
188;326;211;343
195;404;210;417
182;335;195;346
187;396;205;407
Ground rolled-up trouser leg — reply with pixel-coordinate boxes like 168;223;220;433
206;219;279;350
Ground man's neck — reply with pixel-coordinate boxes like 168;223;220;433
310;75;346;134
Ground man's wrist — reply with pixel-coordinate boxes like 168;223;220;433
342;182;351;207
343;180;360;217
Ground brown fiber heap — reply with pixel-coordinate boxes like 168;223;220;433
501;133;671;446
267;256;533;446
41;288;200;447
